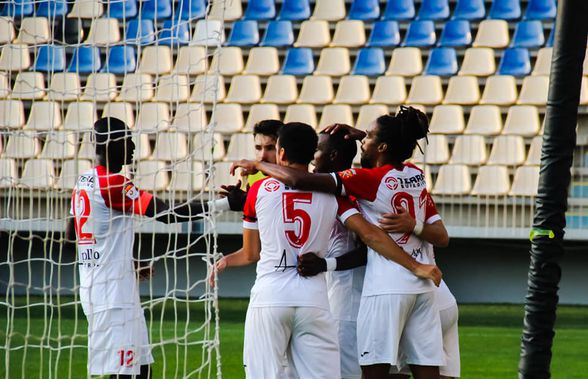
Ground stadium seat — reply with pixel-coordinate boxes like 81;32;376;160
432;164;472;195
193;133;225;161
63;102;97;131
331;20;366;48
55;159;93;190
407;76;443;105
154;74;190;102
48;72;81;101
12;72;45;100
125;19;155;46
438;20;472;47
452;0;485;20
417;0;450;20
16;17;50;44
141;0;172;20
311;0;345;21
509;166;539;196
465;105;503;135
102;102;135;127
117;74;154;102
24;101;62;131
37;0;67;17
488;0;521;20
314;48;350;76
502;105;540;136
0;73;7;99
473;20;509;48
107;0;138;19
295;20;331;48
131;133;152;161
352;48;386;76
209;47;244;76
349;0;379;20
533;47;552;76
245;104;281;131
518;76;549;105
284;104;317;128
102;45;136;74
298;76;333;104
190;74;225;103
386;47;423;76
33;45;66;72
0;17;15;44
459;47;495;76
497;48;531;76
424;47;458;76
86;18;121;46
210;103;244;133
449;135;488;165
282;48;314;75
356;104;389;131
429;105;464;134
480;75;518;105
2;132;40;159
545;26;555;47
172;103;207;133
40;131;77;160
68;46;101;73
228;20;259;47
77;133;95;160
69;0;103;18
168;160;204;191
225;75;262;104
209;162;237;190
403;20;436;47
334;75;371;104
0;100;25;129
262;75;298;104
152;132;188;161
443;76;480;105
382;0;415;20
370;76;407;104
54;18;83;45
366;21;400;47
244;47;280;76
0;0;34;17
244;0;276;20
318;104;354;130
278;0;310;20
208;0;242;21
471;165;510;196
524;0;556;20
174;46;207;75
176;0;206;20
225;133;256;161
135;161;169;192
0;44;30;71
138;46;173;74
487;135;526;165
525;136;542;166
20;159;55;189
261;21;294;47
159;20;191;46
412;134;450;164
82;73;117;102
193;20;225;46
0;158;16;188
511;21;545;48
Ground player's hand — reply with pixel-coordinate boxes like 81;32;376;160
209;257;228;288
321;123;367;141
135;261;154;281
230;160;258;176
219;180;247;211
297;253;327;277
378;207;416;234
413;264;442;287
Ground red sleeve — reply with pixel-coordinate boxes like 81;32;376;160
423;190;441;224
336;196;359;224
97;166;152;216
336;166;388;202
242;178;264;228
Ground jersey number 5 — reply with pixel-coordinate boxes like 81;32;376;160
282;193;312;248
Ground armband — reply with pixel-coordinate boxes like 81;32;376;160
413;220;424;236
325;258;337;272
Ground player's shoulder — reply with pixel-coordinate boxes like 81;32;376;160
403;162;424;174
251;176;282;194
95;165;130;186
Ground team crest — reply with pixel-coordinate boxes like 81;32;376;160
339;169;356;179
385;177;399;190
124;184;139;200
263;179;280;192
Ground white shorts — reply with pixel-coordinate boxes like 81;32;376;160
243;306;340;379
336;319;361;379
357;292;444;367
87;307;154;376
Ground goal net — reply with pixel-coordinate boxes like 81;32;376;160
0;0;229;377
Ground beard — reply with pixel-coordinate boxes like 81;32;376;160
360;154;373;169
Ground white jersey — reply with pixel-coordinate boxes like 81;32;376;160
437;280;457;311
71;165;153;315
333;163;441;296
243;177;358;310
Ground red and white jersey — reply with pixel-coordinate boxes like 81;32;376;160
71;165;153;315
331;163;441;296
243;177;358;310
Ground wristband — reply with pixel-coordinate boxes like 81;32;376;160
208;198;230;212
325;258;337;272
413;220;424;236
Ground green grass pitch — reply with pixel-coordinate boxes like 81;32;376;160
1;299;587;378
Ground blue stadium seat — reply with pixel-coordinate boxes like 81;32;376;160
159;20;190;46
176;0;206;20
0;0;34;17
511;21;545;48
366;20;400;47
382;0;415;20
108;0;138;19
489;0;521;20
102;46;136;74
452;0;485;20
424;47;457;76
497;48;531;76
125;19;155;46
417;0;450;20
277;0;310;21
244;0;276;20
282;48;314;75
438;20;472;47
403;20;436;47
227;20;259;46
352;48;385;76
545;27;554;47
68;46;101;73
524;0;556;20
37;0;68;17
261;21;294;47
33;45;66;72
141;0;172;20
348;0;380;21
